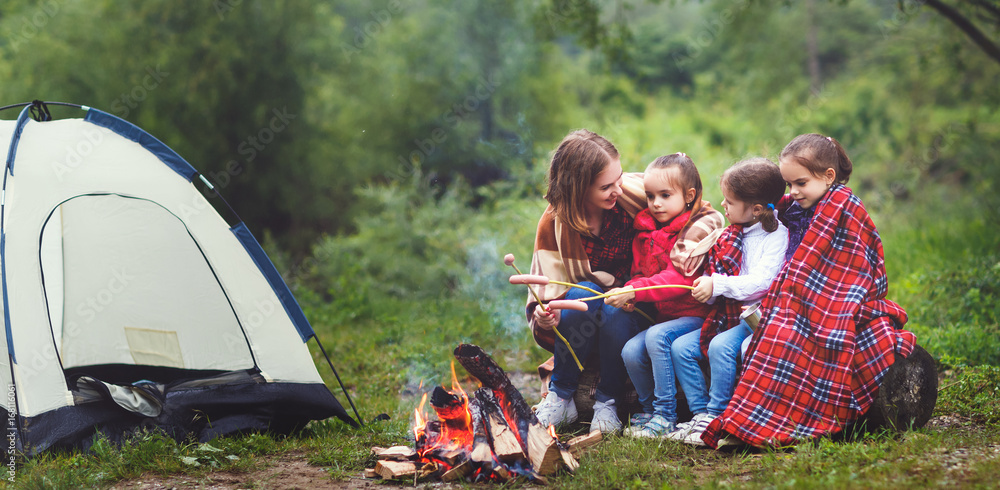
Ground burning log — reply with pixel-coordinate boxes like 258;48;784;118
454;343;577;476
475;389;527;464
441;460;473;482
466;395;494;469
430;385;473;447
379;344;578;484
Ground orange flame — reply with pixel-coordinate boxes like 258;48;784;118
413;392;428;441
548;425;557;439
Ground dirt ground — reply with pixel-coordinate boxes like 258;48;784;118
109;450;380;490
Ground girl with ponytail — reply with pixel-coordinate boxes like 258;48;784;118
667;157;789;445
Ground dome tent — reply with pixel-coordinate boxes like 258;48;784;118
0;101;359;455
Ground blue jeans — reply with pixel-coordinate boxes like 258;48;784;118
549;282;647;403
673;320;753;416
621;316;704;422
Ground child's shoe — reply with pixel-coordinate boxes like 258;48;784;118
666;412;714;441
628;412;654;427
682;413;717;446
624;414;675;438
534;391;578;428
589;399;622;434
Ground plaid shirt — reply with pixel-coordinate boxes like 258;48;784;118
699;224;745;357
580;205;636;285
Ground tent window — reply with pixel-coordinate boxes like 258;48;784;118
40;194;254;373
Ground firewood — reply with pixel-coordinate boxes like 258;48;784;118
474;389;527;463
418;461;438;479
455;344;540;449
430;386;473;436
363;468;378;479
566;430;603;457
376;445;416;461
560;445;579;472
494;466;511;482
468;396;493;468
526;422;562;475
369;446;386;456
470;441;493;464
436;447;466;466
441;460;472;482
489;412;526;463
374;460;416;479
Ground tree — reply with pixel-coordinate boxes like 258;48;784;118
917;0;1000;65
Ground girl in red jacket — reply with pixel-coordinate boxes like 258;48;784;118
605;153;724;438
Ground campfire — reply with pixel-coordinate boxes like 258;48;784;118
366;344;602;484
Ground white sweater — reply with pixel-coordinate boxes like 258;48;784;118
710;221;789;305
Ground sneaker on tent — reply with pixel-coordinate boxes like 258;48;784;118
590;399;622;434
534;391;578;428
682;413;718;446
666;412;713;441
624;414;675;438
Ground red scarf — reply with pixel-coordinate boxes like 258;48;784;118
702;185;916;448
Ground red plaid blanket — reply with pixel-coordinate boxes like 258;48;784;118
702;185;916;448
698;224;745;357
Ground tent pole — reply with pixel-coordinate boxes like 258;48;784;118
312;335;364;427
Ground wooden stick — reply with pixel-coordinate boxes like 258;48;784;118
489;412;526;463
526;423;562;475
566;431;603;458
441;460;472;483
375;445;416;461
374;460;416;480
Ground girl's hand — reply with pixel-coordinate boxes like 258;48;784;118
604;286;635;310
692;276;713;303
533;304;561;331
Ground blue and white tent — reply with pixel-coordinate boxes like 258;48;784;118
0;102;358;455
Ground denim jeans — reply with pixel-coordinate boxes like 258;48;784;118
549;282;647;403
620;316;704;422
673;319;753;416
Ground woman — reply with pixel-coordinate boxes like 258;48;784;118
527;129;646;433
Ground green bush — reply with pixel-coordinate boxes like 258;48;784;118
935;363;1000;425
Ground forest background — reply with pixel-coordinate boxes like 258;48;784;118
1;0;998;487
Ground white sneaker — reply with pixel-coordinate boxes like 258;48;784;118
590;399;622;434
682;413;717;446
666;412;714;441
534;391;578;428
623;414;675;438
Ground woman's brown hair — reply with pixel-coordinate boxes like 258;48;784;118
779;133;853;184
544;129;620;236
721;157;785;232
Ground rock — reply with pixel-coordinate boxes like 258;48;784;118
862;344;938;431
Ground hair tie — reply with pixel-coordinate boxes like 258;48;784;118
767;203;775;210
826;136;833;143
679;152;687;158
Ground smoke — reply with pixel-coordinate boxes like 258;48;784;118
459;235;527;338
